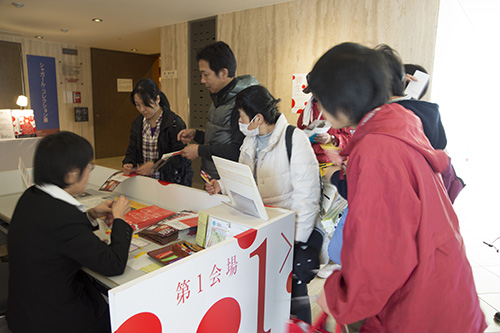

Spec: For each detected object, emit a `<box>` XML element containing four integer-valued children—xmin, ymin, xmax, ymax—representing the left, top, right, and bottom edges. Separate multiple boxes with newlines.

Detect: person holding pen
<box><xmin>205</xmin><ymin>85</ymin><xmax>322</xmax><ymax>323</ymax></box>
<box><xmin>7</xmin><ymin>131</ymin><xmax>133</xmax><ymax>333</ymax></box>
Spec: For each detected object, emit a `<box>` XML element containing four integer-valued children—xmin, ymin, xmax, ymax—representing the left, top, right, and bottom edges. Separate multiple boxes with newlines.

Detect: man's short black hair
<box><xmin>196</xmin><ymin>41</ymin><xmax>237</xmax><ymax>77</ymax></box>
<box><xmin>34</xmin><ymin>131</ymin><xmax>93</xmax><ymax>188</ymax></box>
<box><xmin>375</xmin><ymin>44</ymin><xmax>405</xmax><ymax>97</ymax></box>
<box><xmin>236</xmin><ymin>85</ymin><xmax>280</xmax><ymax>124</ymax></box>
<box><xmin>307</xmin><ymin>42</ymin><xmax>390</xmax><ymax>125</ymax></box>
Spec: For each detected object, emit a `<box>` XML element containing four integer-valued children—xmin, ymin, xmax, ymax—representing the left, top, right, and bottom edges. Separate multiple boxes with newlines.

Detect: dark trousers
<box><xmin>291</xmin><ymin>277</ymin><xmax>311</xmax><ymax>323</ymax></box>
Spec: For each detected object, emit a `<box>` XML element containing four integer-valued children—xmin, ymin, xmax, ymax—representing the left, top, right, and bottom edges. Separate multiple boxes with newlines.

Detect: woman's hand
<box><xmin>177</xmin><ymin>128</ymin><xmax>196</xmax><ymax>144</ymax></box>
<box><xmin>122</xmin><ymin>163</ymin><xmax>136</xmax><ymax>175</ymax></box>
<box><xmin>111</xmin><ymin>195</ymin><xmax>131</xmax><ymax>221</ymax></box>
<box><xmin>91</xmin><ymin>199</ymin><xmax>113</xmax><ymax>219</ymax></box>
<box><xmin>405</xmin><ymin>73</ymin><xmax>418</xmax><ymax>85</ymax></box>
<box><xmin>204</xmin><ymin>179</ymin><xmax>221</xmax><ymax>195</ymax></box>
<box><xmin>136</xmin><ymin>161</ymin><xmax>155</xmax><ymax>176</ymax></box>
<box><xmin>315</xmin><ymin>133</ymin><xmax>332</xmax><ymax>144</ymax></box>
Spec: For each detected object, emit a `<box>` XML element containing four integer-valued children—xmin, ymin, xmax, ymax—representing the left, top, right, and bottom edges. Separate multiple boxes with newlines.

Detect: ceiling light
<box><xmin>35</xmin><ymin>35</ymin><xmax>43</xmax><ymax>39</ymax></box>
<box><xmin>92</xmin><ymin>18</ymin><xmax>103</xmax><ymax>23</ymax></box>
<box><xmin>60</xmin><ymin>28</ymin><xmax>69</xmax><ymax>33</ymax></box>
<box><xmin>12</xmin><ymin>2</ymin><xmax>24</xmax><ymax>8</ymax></box>
<box><xmin>131</xmin><ymin>48</ymin><xmax>138</xmax><ymax>52</ymax></box>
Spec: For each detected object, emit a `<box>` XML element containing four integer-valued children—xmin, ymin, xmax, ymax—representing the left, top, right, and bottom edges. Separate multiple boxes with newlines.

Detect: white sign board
<box><xmin>213</xmin><ymin>156</ymin><xmax>268</xmax><ymax>220</ymax></box>
<box><xmin>108</xmin><ymin>208</ymin><xmax>295</xmax><ymax>333</ymax></box>
<box><xmin>117</xmin><ymin>78</ymin><xmax>134</xmax><ymax>92</ymax></box>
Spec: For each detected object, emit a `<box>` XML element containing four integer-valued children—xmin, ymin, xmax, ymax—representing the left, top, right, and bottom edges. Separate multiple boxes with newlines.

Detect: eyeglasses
<box><xmin>88</xmin><ymin>163</ymin><xmax>95</xmax><ymax>171</ymax></box>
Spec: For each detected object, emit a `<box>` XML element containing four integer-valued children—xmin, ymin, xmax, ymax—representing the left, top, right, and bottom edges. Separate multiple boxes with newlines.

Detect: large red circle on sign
<box><xmin>197</xmin><ymin>297</ymin><xmax>241</xmax><ymax>333</ymax></box>
<box><xmin>115</xmin><ymin>312</ymin><xmax>161</xmax><ymax>333</ymax></box>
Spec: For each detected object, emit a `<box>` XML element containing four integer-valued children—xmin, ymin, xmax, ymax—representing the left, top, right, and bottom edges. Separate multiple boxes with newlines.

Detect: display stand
<box><xmin>109</xmin><ymin>204</ymin><xmax>295</xmax><ymax>333</ymax></box>
<box><xmin>88</xmin><ymin>168</ymin><xmax>296</xmax><ymax>333</ymax></box>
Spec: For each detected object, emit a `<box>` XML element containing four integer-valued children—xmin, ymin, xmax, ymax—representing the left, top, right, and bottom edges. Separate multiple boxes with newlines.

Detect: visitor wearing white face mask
<box><xmin>205</xmin><ymin>85</ymin><xmax>322</xmax><ymax>323</ymax></box>
<box><xmin>238</xmin><ymin>115</ymin><xmax>260</xmax><ymax>137</ymax></box>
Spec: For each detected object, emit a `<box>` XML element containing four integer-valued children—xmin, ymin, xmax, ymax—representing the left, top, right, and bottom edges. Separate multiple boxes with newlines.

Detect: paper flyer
<box><xmin>99</xmin><ymin>171</ymin><xmax>137</xmax><ymax>192</ymax></box>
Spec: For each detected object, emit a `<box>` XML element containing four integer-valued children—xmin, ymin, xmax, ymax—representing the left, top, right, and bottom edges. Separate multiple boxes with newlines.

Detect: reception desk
<box><xmin>0</xmin><ymin>165</ymin><xmax>296</xmax><ymax>332</ymax></box>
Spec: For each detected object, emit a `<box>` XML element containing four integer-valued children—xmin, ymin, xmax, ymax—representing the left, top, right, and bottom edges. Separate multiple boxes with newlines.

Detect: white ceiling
<box><xmin>0</xmin><ymin>0</ymin><xmax>291</xmax><ymax>54</ymax></box>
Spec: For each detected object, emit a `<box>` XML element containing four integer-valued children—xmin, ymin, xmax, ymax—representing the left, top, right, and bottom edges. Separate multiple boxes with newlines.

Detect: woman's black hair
<box><xmin>196</xmin><ymin>41</ymin><xmax>237</xmax><ymax>77</ymax></box>
<box><xmin>34</xmin><ymin>131</ymin><xmax>93</xmax><ymax>188</ymax></box>
<box><xmin>130</xmin><ymin>78</ymin><xmax>171</xmax><ymax>111</ymax></box>
<box><xmin>307</xmin><ymin>42</ymin><xmax>390</xmax><ymax>125</ymax></box>
<box><xmin>374</xmin><ymin>44</ymin><xmax>405</xmax><ymax>97</ymax></box>
<box><xmin>235</xmin><ymin>85</ymin><xmax>281</xmax><ymax>124</ymax></box>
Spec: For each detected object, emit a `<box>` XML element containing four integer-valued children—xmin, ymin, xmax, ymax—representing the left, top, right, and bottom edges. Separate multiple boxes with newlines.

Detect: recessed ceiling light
<box><xmin>60</xmin><ymin>28</ymin><xmax>69</xmax><ymax>33</ymax></box>
<box><xmin>92</xmin><ymin>18</ymin><xmax>103</xmax><ymax>23</ymax></box>
<box><xmin>35</xmin><ymin>35</ymin><xmax>43</xmax><ymax>39</ymax></box>
<box><xmin>131</xmin><ymin>48</ymin><xmax>138</xmax><ymax>52</ymax></box>
<box><xmin>12</xmin><ymin>2</ymin><xmax>24</xmax><ymax>8</ymax></box>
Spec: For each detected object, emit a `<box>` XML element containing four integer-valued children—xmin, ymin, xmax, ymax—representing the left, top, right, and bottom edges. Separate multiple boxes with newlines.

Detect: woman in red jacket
<box><xmin>308</xmin><ymin>43</ymin><xmax>485</xmax><ymax>332</ymax></box>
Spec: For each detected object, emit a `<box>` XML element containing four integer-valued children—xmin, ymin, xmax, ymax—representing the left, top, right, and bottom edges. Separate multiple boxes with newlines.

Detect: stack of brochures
<box><xmin>124</xmin><ymin>205</ymin><xmax>175</xmax><ymax>231</ymax></box>
<box><xmin>138</xmin><ymin>210</ymin><xmax>199</xmax><ymax>245</ymax></box>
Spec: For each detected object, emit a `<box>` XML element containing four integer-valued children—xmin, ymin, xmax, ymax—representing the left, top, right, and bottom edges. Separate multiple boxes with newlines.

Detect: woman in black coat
<box><xmin>7</xmin><ymin>131</ymin><xmax>133</xmax><ymax>333</ymax></box>
<box><xmin>122</xmin><ymin>79</ymin><xmax>193</xmax><ymax>186</ymax></box>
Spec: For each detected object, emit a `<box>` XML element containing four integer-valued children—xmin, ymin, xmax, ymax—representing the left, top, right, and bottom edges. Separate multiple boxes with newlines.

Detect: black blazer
<box><xmin>7</xmin><ymin>187</ymin><xmax>133</xmax><ymax>333</ymax></box>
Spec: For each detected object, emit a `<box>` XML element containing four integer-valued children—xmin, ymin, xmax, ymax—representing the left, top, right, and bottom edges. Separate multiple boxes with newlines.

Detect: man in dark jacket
<box><xmin>178</xmin><ymin>41</ymin><xmax>259</xmax><ymax>178</ymax></box>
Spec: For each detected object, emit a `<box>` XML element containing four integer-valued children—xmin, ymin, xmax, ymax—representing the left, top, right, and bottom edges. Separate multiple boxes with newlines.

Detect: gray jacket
<box><xmin>196</xmin><ymin>74</ymin><xmax>259</xmax><ymax>178</ymax></box>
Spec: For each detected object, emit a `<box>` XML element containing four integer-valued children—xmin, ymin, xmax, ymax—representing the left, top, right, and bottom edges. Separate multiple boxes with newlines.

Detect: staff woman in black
<box><xmin>8</xmin><ymin>131</ymin><xmax>133</xmax><ymax>333</ymax></box>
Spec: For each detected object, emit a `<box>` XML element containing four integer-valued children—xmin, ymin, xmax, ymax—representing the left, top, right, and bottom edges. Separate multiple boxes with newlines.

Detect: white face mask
<box><xmin>239</xmin><ymin>115</ymin><xmax>260</xmax><ymax>137</ymax></box>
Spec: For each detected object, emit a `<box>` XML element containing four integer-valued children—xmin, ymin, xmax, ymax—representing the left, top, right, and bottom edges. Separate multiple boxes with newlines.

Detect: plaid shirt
<box><xmin>142</xmin><ymin>112</ymin><xmax>163</xmax><ymax>179</ymax></box>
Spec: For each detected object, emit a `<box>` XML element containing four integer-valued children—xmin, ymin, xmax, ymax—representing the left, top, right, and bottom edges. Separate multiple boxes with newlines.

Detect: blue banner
<box><xmin>26</xmin><ymin>55</ymin><xmax>60</xmax><ymax>134</ymax></box>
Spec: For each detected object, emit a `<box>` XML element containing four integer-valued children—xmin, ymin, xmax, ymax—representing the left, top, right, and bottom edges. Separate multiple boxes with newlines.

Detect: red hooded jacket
<box><xmin>323</xmin><ymin>103</ymin><xmax>485</xmax><ymax>332</ymax></box>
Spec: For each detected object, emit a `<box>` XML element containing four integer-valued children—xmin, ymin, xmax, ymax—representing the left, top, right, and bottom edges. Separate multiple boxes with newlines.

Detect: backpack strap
<box><xmin>285</xmin><ymin>125</ymin><xmax>296</xmax><ymax>163</ymax></box>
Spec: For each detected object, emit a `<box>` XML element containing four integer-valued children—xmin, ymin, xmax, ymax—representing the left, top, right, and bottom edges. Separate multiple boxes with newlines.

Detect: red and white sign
<box><xmin>11</xmin><ymin>109</ymin><xmax>37</xmax><ymax>138</ymax></box>
<box><xmin>109</xmin><ymin>207</ymin><xmax>295</xmax><ymax>333</ymax></box>
<box><xmin>291</xmin><ymin>73</ymin><xmax>310</xmax><ymax>114</ymax></box>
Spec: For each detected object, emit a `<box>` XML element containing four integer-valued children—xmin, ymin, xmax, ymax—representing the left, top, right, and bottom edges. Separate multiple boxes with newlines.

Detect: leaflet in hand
<box><xmin>405</xmin><ymin>70</ymin><xmax>430</xmax><ymax>99</ymax></box>
<box><xmin>99</xmin><ymin>171</ymin><xmax>136</xmax><ymax>192</ymax></box>
<box><xmin>152</xmin><ymin>151</ymin><xmax>183</xmax><ymax>171</ymax></box>
<box><xmin>302</xmin><ymin>119</ymin><xmax>331</xmax><ymax>137</ymax></box>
